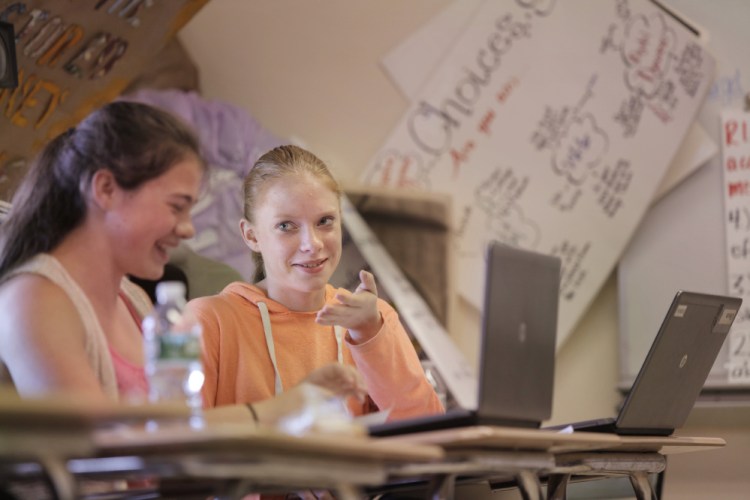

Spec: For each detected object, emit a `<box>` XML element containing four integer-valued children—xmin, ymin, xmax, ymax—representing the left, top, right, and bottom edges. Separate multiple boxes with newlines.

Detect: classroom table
<box><xmin>0</xmin><ymin>395</ymin><xmax>726</xmax><ymax>500</ymax></box>
<box><xmin>85</xmin><ymin>422</ymin><xmax>445</xmax><ymax>499</ymax></box>
<box><xmin>380</xmin><ymin>425</ymin><xmax>726</xmax><ymax>500</ymax></box>
<box><xmin>0</xmin><ymin>393</ymin><xmax>189</xmax><ymax>499</ymax></box>
<box><xmin>0</xmin><ymin>394</ymin><xmax>445</xmax><ymax>499</ymax></box>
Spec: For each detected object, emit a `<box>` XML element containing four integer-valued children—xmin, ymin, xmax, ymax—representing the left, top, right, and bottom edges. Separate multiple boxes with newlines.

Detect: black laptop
<box><xmin>548</xmin><ymin>291</ymin><xmax>741</xmax><ymax>436</ymax></box>
<box><xmin>369</xmin><ymin>241</ymin><xmax>562</xmax><ymax>437</ymax></box>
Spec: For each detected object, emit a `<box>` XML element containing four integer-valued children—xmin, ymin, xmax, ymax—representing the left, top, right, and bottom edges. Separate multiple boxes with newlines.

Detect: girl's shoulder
<box><xmin>0</xmin><ymin>260</ymin><xmax>78</xmax><ymax>313</ymax></box>
<box><xmin>187</xmin><ymin>281</ymin><xmax>264</xmax><ymax>316</ymax></box>
<box><xmin>120</xmin><ymin>277</ymin><xmax>153</xmax><ymax>319</ymax></box>
<box><xmin>0</xmin><ymin>270</ymin><xmax>87</xmax><ymax>352</ymax></box>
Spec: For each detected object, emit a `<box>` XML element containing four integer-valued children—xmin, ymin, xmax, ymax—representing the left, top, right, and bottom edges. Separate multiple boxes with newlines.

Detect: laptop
<box><xmin>549</xmin><ymin>291</ymin><xmax>741</xmax><ymax>436</ymax></box>
<box><xmin>369</xmin><ymin>241</ymin><xmax>562</xmax><ymax>437</ymax></box>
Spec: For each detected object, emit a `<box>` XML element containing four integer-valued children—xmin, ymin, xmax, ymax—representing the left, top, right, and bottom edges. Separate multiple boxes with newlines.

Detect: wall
<box><xmin>178</xmin><ymin>0</ymin><xmax>450</xmax><ymax>187</ymax></box>
<box><xmin>178</xmin><ymin>1</ymin><xmax>747</xmax><ymax>498</ymax></box>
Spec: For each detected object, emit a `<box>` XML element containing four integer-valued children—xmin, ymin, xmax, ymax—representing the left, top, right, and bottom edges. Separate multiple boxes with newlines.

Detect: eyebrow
<box><xmin>272</xmin><ymin>208</ymin><xmax>338</xmax><ymax>219</ymax></box>
<box><xmin>170</xmin><ymin>193</ymin><xmax>197</xmax><ymax>206</ymax></box>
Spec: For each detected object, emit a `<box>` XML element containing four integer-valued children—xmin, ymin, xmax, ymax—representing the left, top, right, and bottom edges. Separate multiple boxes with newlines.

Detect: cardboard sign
<box><xmin>0</xmin><ymin>0</ymin><xmax>208</xmax><ymax>201</ymax></box>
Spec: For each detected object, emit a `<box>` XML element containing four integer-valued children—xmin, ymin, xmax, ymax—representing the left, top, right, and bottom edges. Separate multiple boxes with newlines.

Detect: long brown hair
<box><xmin>0</xmin><ymin>101</ymin><xmax>204</xmax><ymax>278</ymax></box>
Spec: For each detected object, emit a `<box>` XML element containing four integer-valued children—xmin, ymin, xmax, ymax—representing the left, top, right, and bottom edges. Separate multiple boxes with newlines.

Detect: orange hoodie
<box><xmin>188</xmin><ymin>282</ymin><xmax>444</xmax><ymax>421</ymax></box>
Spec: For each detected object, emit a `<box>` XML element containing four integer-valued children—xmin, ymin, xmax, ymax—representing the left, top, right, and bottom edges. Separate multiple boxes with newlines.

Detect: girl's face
<box><xmin>106</xmin><ymin>156</ymin><xmax>203</xmax><ymax>280</ymax></box>
<box><xmin>242</xmin><ymin>172</ymin><xmax>342</xmax><ymax>311</ymax></box>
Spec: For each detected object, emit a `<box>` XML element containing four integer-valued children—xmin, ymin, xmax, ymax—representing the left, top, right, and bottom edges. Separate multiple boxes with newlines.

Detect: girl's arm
<box><xmin>0</xmin><ymin>275</ymin><xmax>108</xmax><ymax>401</ymax></box>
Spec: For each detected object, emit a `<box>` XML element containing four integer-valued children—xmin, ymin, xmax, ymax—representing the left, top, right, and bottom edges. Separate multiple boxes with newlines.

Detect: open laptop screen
<box><xmin>615</xmin><ymin>291</ymin><xmax>741</xmax><ymax>434</ymax></box>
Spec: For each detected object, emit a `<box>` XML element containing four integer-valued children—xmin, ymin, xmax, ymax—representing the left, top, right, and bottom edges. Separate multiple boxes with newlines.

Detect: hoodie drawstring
<box><xmin>257</xmin><ymin>301</ymin><xmax>345</xmax><ymax>395</ymax></box>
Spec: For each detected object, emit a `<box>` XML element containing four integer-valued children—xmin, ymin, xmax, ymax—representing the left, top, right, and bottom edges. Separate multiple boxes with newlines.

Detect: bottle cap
<box><xmin>155</xmin><ymin>281</ymin><xmax>187</xmax><ymax>304</ymax></box>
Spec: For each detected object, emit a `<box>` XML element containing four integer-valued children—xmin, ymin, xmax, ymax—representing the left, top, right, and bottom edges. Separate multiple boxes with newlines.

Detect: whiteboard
<box><xmin>618</xmin><ymin>0</ymin><xmax>750</xmax><ymax>390</ymax></box>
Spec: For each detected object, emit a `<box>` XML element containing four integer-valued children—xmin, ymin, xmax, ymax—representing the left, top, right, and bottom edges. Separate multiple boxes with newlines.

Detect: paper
<box><xmin>653</xmin><ymin>122</ymin><xmax>716</xmax><ymax>202</ymax></box>
<box><xmin>353</xmin><ymin>408</ymin><xmax>392</xmax><ymax>427</ymax></box>
<box><xmin>381</xmin><ymin>0</ymin><xmax>484</xmax><ymax>100</ymax></box>
<box><xmin>381</xmin><ymin>1</ymin><xmax>716</xmax><ymax>208</ymax></box>
<box><xmin>363</xmin><ymin>0</ymin><xmax>715</xmax><ymax>346</ymax></box>
<box><xmin>720</xmin><ymin>109</ymin><xmax>750</xmax><ymax>384</ymax></box>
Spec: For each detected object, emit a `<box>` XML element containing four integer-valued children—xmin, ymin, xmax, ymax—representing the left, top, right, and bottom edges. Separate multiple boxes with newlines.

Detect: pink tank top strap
<box><xmin>109</xmin><ymin>291</ymin><xmax>148</xmax><ymax>401</ymax></box>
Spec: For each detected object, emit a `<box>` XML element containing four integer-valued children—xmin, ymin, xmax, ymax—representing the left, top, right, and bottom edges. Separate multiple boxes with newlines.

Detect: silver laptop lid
<box><xmin>478</xmin><ymin>242</ymin><xmax>561</xmax><ymax>425</ymax></box>
<box><xmin>616</xmin><ymin>291</ymin><xmax>741</xmax><ymax>433</ymax></box>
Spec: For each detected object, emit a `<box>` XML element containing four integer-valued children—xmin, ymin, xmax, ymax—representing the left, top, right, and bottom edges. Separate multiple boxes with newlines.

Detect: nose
<box><xmin>176</xmin><ymin>215</ymin><xmax>195</xmax><ymax>240</ymax></box>
<box><xmin>300</xmin><ymin>226</ymin><xmax>323</xmax><ymax>252</ymax></box>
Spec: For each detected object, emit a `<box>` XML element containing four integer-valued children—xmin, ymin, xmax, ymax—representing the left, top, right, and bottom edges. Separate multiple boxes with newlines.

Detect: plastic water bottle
<box><xmin>142</xmin><ymin>281</ymin><xmax>204</xmax><ymax>417</ymax></box>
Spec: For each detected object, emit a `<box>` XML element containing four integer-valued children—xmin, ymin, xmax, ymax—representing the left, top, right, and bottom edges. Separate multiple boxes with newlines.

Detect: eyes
<box><xmin>169</xmin><ymin>201</ymin><xmax>190</xmax><ymax>215</ymax></box>
<box><xmin>277</xmin><ymin>215</ymin><xmax>336</xmax><ymax>232</ymax></box>
<box><xmin>318</xmin><ymin>215</ymin><xmax>336</xmax><ymax>227</ymax></box>
<box><xmin>167</xmin><ymin>194</ymin><xmax>195</xmax><ymax>215</ymax></box>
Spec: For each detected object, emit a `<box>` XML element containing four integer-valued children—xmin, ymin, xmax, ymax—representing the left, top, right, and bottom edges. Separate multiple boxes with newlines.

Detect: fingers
<box><xmin>333</xmin><ymin>287</ymin><xmax>354</xmax><ymax>305</ymax></box>
<box><xmin>315</xmin><ymin>273</ymin><xmax>381</xmax><ymax>341</ymax></box>
<box><xmin>303</xmin><ymin>363</ymin><xmax>368</xmax><ymax>402</ymax></box>
<box><xmin>332</xmin><ymin>284</ymin><xmax>374</xmax><ymax>308</ymax></box>
<box><xmin>315</xmin><ymin>288</ymin><xmax>365</xmax><ymax>322</ymax></box>
<box><xmin>338</xmin><ymin>371</ymin><xmax>368</xmax><ymax>402</ymax></box>
<box><xmin>321</xmin><ymin>270</ymin><xmax>377</xmax><ymax>310</ymax></box>
<box><xmin>357</xmin><ymin>270</ymin><xmax>378</xmax><ymax>295</ymax></box>
<box><xmin>315</xmin><ymin>301</ymin><xmax>349</xmax><ymax>325</ymax></box>
<box><xmin>331</xmin><ymin>364</ymin><xmax>367</xmax><ymax>401</ymax></box>
<box><xmin>350</xmin><ymin>381</ymin><xmax>368</xmax><ymax>402</ymax></box>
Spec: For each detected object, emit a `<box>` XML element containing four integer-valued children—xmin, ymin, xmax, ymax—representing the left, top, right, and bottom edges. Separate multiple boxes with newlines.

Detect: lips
<box><xmin>293</xmin><ymin>258</ymin><xmax>327</xmax><ymax>271</ymax></box>
<box><xmin>155</xmin><ymin>241</ymin><xmax>178</xmax><ymax>262</ymax></box>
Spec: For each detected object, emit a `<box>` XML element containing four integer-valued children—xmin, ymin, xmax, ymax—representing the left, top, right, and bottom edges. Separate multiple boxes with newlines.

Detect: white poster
<box><xmin>362</xmin><ymin>0</ymin><xmax>715</xmax><ymax>346</ymax></box>
<box><xmin>720</xmin><ymin>109</ymin><xmax>750</xmax><ymax>384</ymax></box>
<box><xmin>381</xmin><ymin>0</ymin><xmax>715</xmax><ymax>208</ymax></box>
<box><xmin>380</xmin><ymin>0</ymin><xmax>484</xmax><ymax>100</ymax></box>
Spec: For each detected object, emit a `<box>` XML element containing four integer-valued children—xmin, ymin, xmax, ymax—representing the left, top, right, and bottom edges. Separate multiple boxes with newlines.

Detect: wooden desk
<box><xmin>378</xmin><ymin>426</ymin><xmax>726</xmax><ymax>500</ymax></box>
<box><xmin>0</xmin><ymin>395</ymin><xmax>445</xmax><ymax>499</ymax></box>
<box><xmin>0</xmin><ymin>394</ymin><xmax>188</xmax><ymax>499</ymax></box>
<box><xmin>86</xmin><ymin>423</ymin><xmax>444</xmax><ymax>499</ymax></box>
<box><xmin>380</xmin><ymin>426</ymin><xmax>618</xmax><ymax>499</ymax></box>
<box><xmin>547</xmin><ymin>434</ymin><xmax>727</xmax><ymax>500</ymax></box>
<box><xmin>0</xmin><ymin>396</ymin><xmax>726</xmax><ymax>500</ymax></box>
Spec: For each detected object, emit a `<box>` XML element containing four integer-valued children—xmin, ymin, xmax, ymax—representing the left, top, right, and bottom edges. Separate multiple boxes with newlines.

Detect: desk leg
<box><xmin>515</xmin><ymin>470</ymin><xmax>542</xmax><ymax>500</ymax></box>
<box><xmin>333</xmin><ymin>483</ymin><xmax>361</xmax><ymax>500</ymax></box>
<box><xmin>629</xmin><ymin>471</ymin><xmax>657</xmax><ymax>500</ymax></box>
<box><xmin>426</xmin><ymin>473</ymin><xmax>456</xmax><ymax>500</ymax></box>
<box><xmin>546</xmin><ymin>473</ymin><xmax>570</xmax><ymax>500</ymax></box>
<box><xmin>38</xmin><ymin>456</ymin><xmax>77</xmax><ymax>500</ymax></box>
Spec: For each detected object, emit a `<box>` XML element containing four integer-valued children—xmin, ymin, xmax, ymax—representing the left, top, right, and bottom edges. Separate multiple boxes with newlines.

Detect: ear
<box><xmin>89</xmin><ymin>169</ymin><xmax>118</xmax><ymax>210</ymax></box>
<box><xmin>239</xmin><ymin>218</ymin><xmax>261</xmax><ymax>252</ymax></box>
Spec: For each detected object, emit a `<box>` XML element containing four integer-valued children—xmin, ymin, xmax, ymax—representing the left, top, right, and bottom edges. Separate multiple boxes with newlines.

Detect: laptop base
<box><xmin>545</xmin><ymin>418</ymin><xmax>673</xmax><ymax>436</ymax></box>
<box><xmin>544</xmin><ymin>418</ymin><xmax>618</xmax><ymax>433</ymax></box>
<box><xmin>369</xmin><ymin>409</ymin><xmax>540</xmax><ymax>437</ymax></box>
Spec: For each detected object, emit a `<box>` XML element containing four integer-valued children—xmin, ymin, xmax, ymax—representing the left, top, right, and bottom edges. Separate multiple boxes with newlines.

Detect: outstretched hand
<box><xmin>315</xmin><ymin>270</ymin><xmax>383</xmax><ymax>344</ymax></box>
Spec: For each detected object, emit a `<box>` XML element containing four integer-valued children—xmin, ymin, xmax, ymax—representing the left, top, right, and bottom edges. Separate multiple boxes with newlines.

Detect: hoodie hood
<box><xmin>222</xmin><ymin>281</ymin><xmax>336</xmax><ymax>314</ymax></box>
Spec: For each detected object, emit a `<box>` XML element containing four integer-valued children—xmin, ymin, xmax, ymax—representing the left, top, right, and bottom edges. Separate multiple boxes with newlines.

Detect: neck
<box><xmin>51</xmin><ymin>224</ymin><xmax>124</xmax><ymax>310</ymax></box>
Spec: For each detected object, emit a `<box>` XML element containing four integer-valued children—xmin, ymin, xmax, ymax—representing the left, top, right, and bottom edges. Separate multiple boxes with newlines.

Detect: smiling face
<box><xmin>105</xmin><ymin>155</ymin><xmax>203</xmax><ymax>280</ymax></box>
<box><xmin>242</xmin><ymin>172</ymin><xmax>342</xmax><ymax>311</ymax></box>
